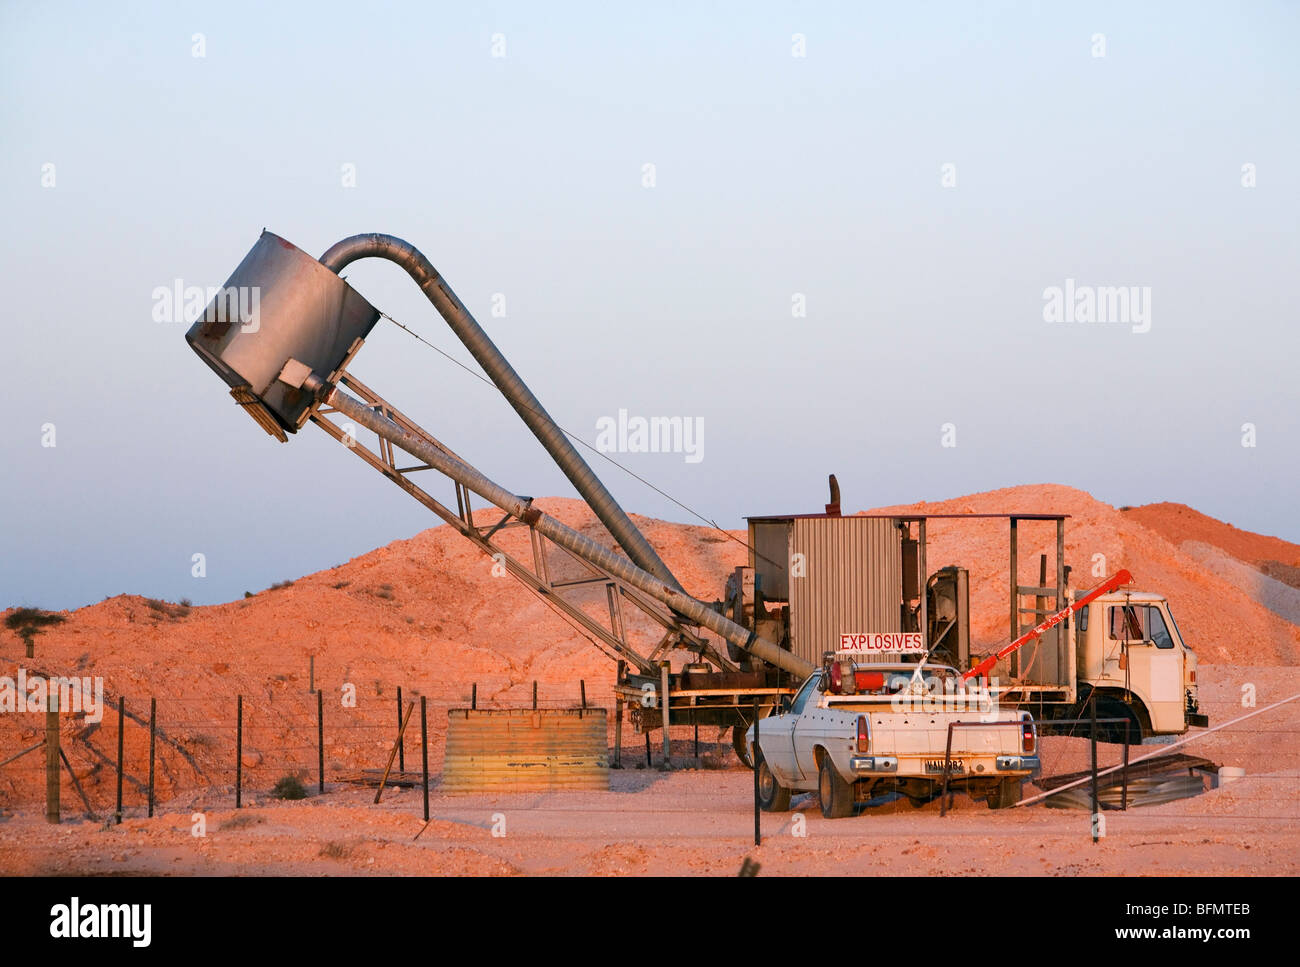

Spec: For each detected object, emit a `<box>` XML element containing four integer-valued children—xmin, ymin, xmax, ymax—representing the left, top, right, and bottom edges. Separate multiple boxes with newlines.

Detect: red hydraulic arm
<box><xmin>961</xmin><ymin>569</ymin><xmax>1133</xmax><ymax>682</ymax></box>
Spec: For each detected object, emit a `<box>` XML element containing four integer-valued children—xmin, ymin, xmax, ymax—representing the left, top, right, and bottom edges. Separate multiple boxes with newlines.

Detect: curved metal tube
<box><xmin>320</xmin><ymin>233</ymin><xmax>683</xmax><ymax>592</ymax></box>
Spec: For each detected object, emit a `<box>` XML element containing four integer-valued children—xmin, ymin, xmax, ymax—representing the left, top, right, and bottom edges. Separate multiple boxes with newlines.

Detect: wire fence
<box><xmin>0</xmin><ymin>673</ymin><xmax>748</xmax><ymax>820</ymax></box>
<box><xmin>2</xmin><ymin>674</ymin><xmax>1297</xmax><ymax>824</ymax></box>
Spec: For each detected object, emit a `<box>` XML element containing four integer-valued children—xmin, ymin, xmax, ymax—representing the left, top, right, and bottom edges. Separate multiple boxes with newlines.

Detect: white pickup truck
<box><xmin>745</xmin><ymin>661</ymin><xmax>1040</xmax><ymax>817</ymax></box>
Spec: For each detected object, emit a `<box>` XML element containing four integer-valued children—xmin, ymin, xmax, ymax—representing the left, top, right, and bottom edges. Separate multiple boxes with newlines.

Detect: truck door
<box><xmin>1109</xmin><ymin>603</ymin><xmax>1183</xmax><ymax>730</ymax></box>
<box><xmin>761</xmin><ymin>673</ymin><xmax>819</xmax><ymax>780</ymax></box>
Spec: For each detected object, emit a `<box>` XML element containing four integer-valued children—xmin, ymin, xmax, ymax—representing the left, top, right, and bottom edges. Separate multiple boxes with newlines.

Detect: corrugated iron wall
<box><xmin>790</xmin><ymin>517</ymin><xmax>903</xmax><ymax>666</ymax></box>
<box><xmin>443</xmin><ymin>708</ymin><xmax>609</xmax><ymax>794</ymax></box>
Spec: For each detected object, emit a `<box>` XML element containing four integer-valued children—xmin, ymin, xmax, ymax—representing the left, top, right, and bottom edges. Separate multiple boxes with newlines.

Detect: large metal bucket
<box><xmin>185</xmin><ymin>231</ymin><xmax>379</xmax><ymax>439</ymax></box>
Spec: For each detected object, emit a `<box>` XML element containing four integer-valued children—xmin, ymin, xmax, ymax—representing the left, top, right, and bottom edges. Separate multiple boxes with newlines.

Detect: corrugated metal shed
<box><xmin>789</xmin><ymin>516</ymin><xmax>903</xmax><ymax>666</ymax></box>
<box><xmin>443</xmin><ymin>708</ymin><xmax>608</xmax><ymax>794</ymax></box>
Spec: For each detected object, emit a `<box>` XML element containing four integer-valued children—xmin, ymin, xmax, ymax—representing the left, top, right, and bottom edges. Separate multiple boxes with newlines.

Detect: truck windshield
<box><xmin>1109</xmin><ymin>603</ymin><xmax>1174</xmax><ymax>648</ymax></box>
<box><xmin>1165</xmin><ymin>605</ymin><xmax>1189</xmax><ymax>651</ymax></box>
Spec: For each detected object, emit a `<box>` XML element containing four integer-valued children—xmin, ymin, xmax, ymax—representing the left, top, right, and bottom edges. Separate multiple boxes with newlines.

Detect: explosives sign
<box><xmin>838</xmin><ymin>632</ymin><xmax>925</xmax><ymax>655</ymax></box>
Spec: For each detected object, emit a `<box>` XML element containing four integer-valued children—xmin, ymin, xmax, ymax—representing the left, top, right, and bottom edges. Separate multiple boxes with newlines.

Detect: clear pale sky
<box><xmin>2</xmin><ymin>1</ymin><xmax>1297</xmax><ymax>611</ymax></box>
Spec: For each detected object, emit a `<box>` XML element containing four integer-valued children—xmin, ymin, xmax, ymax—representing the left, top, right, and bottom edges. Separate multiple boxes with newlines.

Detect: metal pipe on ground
<box><xmin>317</xmin><ymin>233</ymin><xmax>683</xmax><ymax>593</ymax></box>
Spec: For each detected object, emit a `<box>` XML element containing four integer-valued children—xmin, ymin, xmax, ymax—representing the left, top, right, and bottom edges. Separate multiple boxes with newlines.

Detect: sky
<box><xmin>2</xmin><ymin>1</ymin><xmax>1297</xmax><ymax>611</ymax></box>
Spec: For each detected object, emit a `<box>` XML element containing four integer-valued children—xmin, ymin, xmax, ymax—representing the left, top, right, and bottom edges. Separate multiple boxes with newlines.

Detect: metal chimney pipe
<box><xmin>304</xmin><ymin>373</ymin><xmax>815</xmax><ymax>680</ymax></box>
<box><xmin>318</xmin><ymin>233</ymin><xmax>683</xmax><ymax>592</ymax></box>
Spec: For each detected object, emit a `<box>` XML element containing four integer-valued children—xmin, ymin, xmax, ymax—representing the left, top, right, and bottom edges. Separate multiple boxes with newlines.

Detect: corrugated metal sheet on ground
<box><xmin>443</xmin><ymin>708</ymin><xmax>609</xmax><ymax>793</ymax></box>
<box><xmin>1044</xmin><ymin>773</ymin><xmax>1207</xmax><ymax>809</ymax></box>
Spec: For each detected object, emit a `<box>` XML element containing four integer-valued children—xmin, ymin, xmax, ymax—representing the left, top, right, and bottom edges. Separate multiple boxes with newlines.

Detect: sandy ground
<box><xmin>3</xmin><ymin>774</ymin><xmax>1296</xmax><ymax>877</ymax></box>
<box><xmin>2</xmin><ymin>485</ymin><xmax>1298</xmax><ymax>875</ymax></box>
<box><xmin>1</xmin><ymin>662</ymin><xmax>1295</xmax><ymax>876</ymax></box>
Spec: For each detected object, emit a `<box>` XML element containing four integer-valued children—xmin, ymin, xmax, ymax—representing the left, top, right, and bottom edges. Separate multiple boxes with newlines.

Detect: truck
<box><xmin>1036</xmin><ymin>588</ymin><xmax>1206</xmax><ymax>740</ymax></box>
<box><xmin>746</xmin><ymin>660</ymin><xmax>1039</xmax><ymax>817</ymax></box>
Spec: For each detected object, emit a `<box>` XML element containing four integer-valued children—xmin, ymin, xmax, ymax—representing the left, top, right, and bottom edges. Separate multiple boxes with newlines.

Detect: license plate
<box><xmin>925</xmin><ymin>758</ymin><xmax>963</xmax><ymax>773</ymax></box>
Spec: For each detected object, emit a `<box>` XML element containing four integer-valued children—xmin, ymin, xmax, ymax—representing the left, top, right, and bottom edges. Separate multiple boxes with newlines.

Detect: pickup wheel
<box><xmin>987</xmin><ymin>777</ymin><xmax>1023</xmax><ymax>810</ymax></box>
<box><xmin>819</xmin><ymin>756</ymin><xmax>855</xmax><ymax>819</ymax></box>
<box><xmin>756</xmin><ymin>751</ymin><xmax>792</xmax><ymax>812</ymax></box>
<box><xmin>732</xmin><ymin>726</ymin><xmax>754</xmax><ymax>769</ymax></box>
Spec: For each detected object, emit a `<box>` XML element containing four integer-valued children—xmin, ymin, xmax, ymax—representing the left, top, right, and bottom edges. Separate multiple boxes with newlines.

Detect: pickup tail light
<box><xmin>1022</xmin><ymin>717</ymin><xmax>1036</xmax><ymax>754</ymax></box>
<box><xmin>856</xmin><ymin>715</ymin><xmax>869</xmax><ymax>754</ymax></box>
<box><xmin>1190</xmin><ymin>669</ymin><xmax>1196</xmax><ymax>684</ymax></box>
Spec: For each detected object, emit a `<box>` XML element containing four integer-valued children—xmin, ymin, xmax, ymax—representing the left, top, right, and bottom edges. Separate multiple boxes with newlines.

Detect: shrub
<box><xmin>144</xmin><ymin>598</ymin><xmax>189</xmax><ymax>620</ymax></box>
<box><xmin>220</xmin><ymin>813</ymin><xmax>264</xmax><ymax>831</ymax></box>
<box><xmin>271</xmin><ymin>774</ymin><xmax>307</xmax><ymax>800</ymax></box>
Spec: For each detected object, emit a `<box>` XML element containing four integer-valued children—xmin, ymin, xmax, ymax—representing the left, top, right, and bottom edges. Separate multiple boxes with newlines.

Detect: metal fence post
<box><xmin>115</xmin><ymin>696</ymin><xmax>125</xmax><ymax>824</ymax></box>
<box><xmin>1090</xmin><ymin>693</ymin><xmax>1099</xmax><ymax>842</ymax></box>
<box><xmin>45</xmin><ymin>694</ymin><xmax>59</xmax><ymax>824</ymax></box>
<box><xmin>1121</xmin><ymin>720</ymin><xmax>1130</xmax><ymax>811</ymax></box>
<box><xmin>613</xmin><ymin>661</ymin><xmax>625</xmax><ymax>769</ymax></box>
<box><xmin>317</xmin><ymin>688</ymin><xmax>325</xmax><ymax>794</ymax></box>
<box><xmin>148</xmin><ymin>698</ymin><xmax>156</xmax><ymax>818</ymax></box>
<box><xmin>752</xmin><ymin>697</ymin><xmax>761</xmax><ymax>846</ymax></box>
<box><xmin>397</xmin><ymin>686</ymin><xmax>405</xmax><ymax>773</ymax></box>
<box><xmin>421</xmin><ymin>696</ymin><xmax>430</xmax><ymax>822</ymax></box>
<box><xmin>236</xmin><ymin>694</ymin><xmax>243</xmax><ymax>809</ymax></box>
<box><xmin>661</xmin><ymin>664</ymin><xmax>671</xmax><ymax>766</ymax></box>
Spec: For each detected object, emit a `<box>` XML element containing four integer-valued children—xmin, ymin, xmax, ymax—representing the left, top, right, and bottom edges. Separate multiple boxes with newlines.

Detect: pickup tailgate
<box><xmin>866</xmin><ymin>710</ymin><xmax>1025</xmax><ymax>759</ymax></box>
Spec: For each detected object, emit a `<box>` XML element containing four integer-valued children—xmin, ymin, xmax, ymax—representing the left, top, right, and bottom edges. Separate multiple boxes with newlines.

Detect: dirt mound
<box><xmin>869</xmin><ymin>484</ymin><xmax>1300</xmax><ymax>664</ymax></box>
<box><xmin>1125</xmin><ymin>502</ymin><xmax>1300</xmax><ymax>590</ymax></box>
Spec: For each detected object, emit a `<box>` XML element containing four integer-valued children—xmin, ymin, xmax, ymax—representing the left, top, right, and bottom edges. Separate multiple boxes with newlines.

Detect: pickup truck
<box><xmin>745</xmin><ymin>661</ymin><xmax>1040</xmax><ymax>817</ymax></box>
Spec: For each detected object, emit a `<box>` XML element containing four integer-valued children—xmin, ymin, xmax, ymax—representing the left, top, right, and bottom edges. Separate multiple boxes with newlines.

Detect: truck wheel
<box><xmin>1095</xmin><ymin>699</ymin><xmax>1142</xmax><ymax>745</ymax></box>
<box><xmin>819</xmin><ymin>757</ymin><xmax>855</xmax><ymax>819</ymax></box>
<box><xmin>756</xmin><ymin>751</ymin><xmax>792</xmax><ymax>812</ymax></box>
<box><xmin>988</xmin><ymin>778</ymin><xmax>1023</xmax><ymax>810</ymax></box>
<box><xmin>732</xmin><ymin>726</ymin><xmax>753</xmax><ymax>769</ymax></box>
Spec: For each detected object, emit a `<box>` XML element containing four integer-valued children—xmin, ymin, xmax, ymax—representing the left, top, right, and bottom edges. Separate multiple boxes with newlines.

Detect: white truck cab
<box><xmin>1073</xmin><ymin>592</ymin><xmax>1206</xmax><ymax>737</ymax></box>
